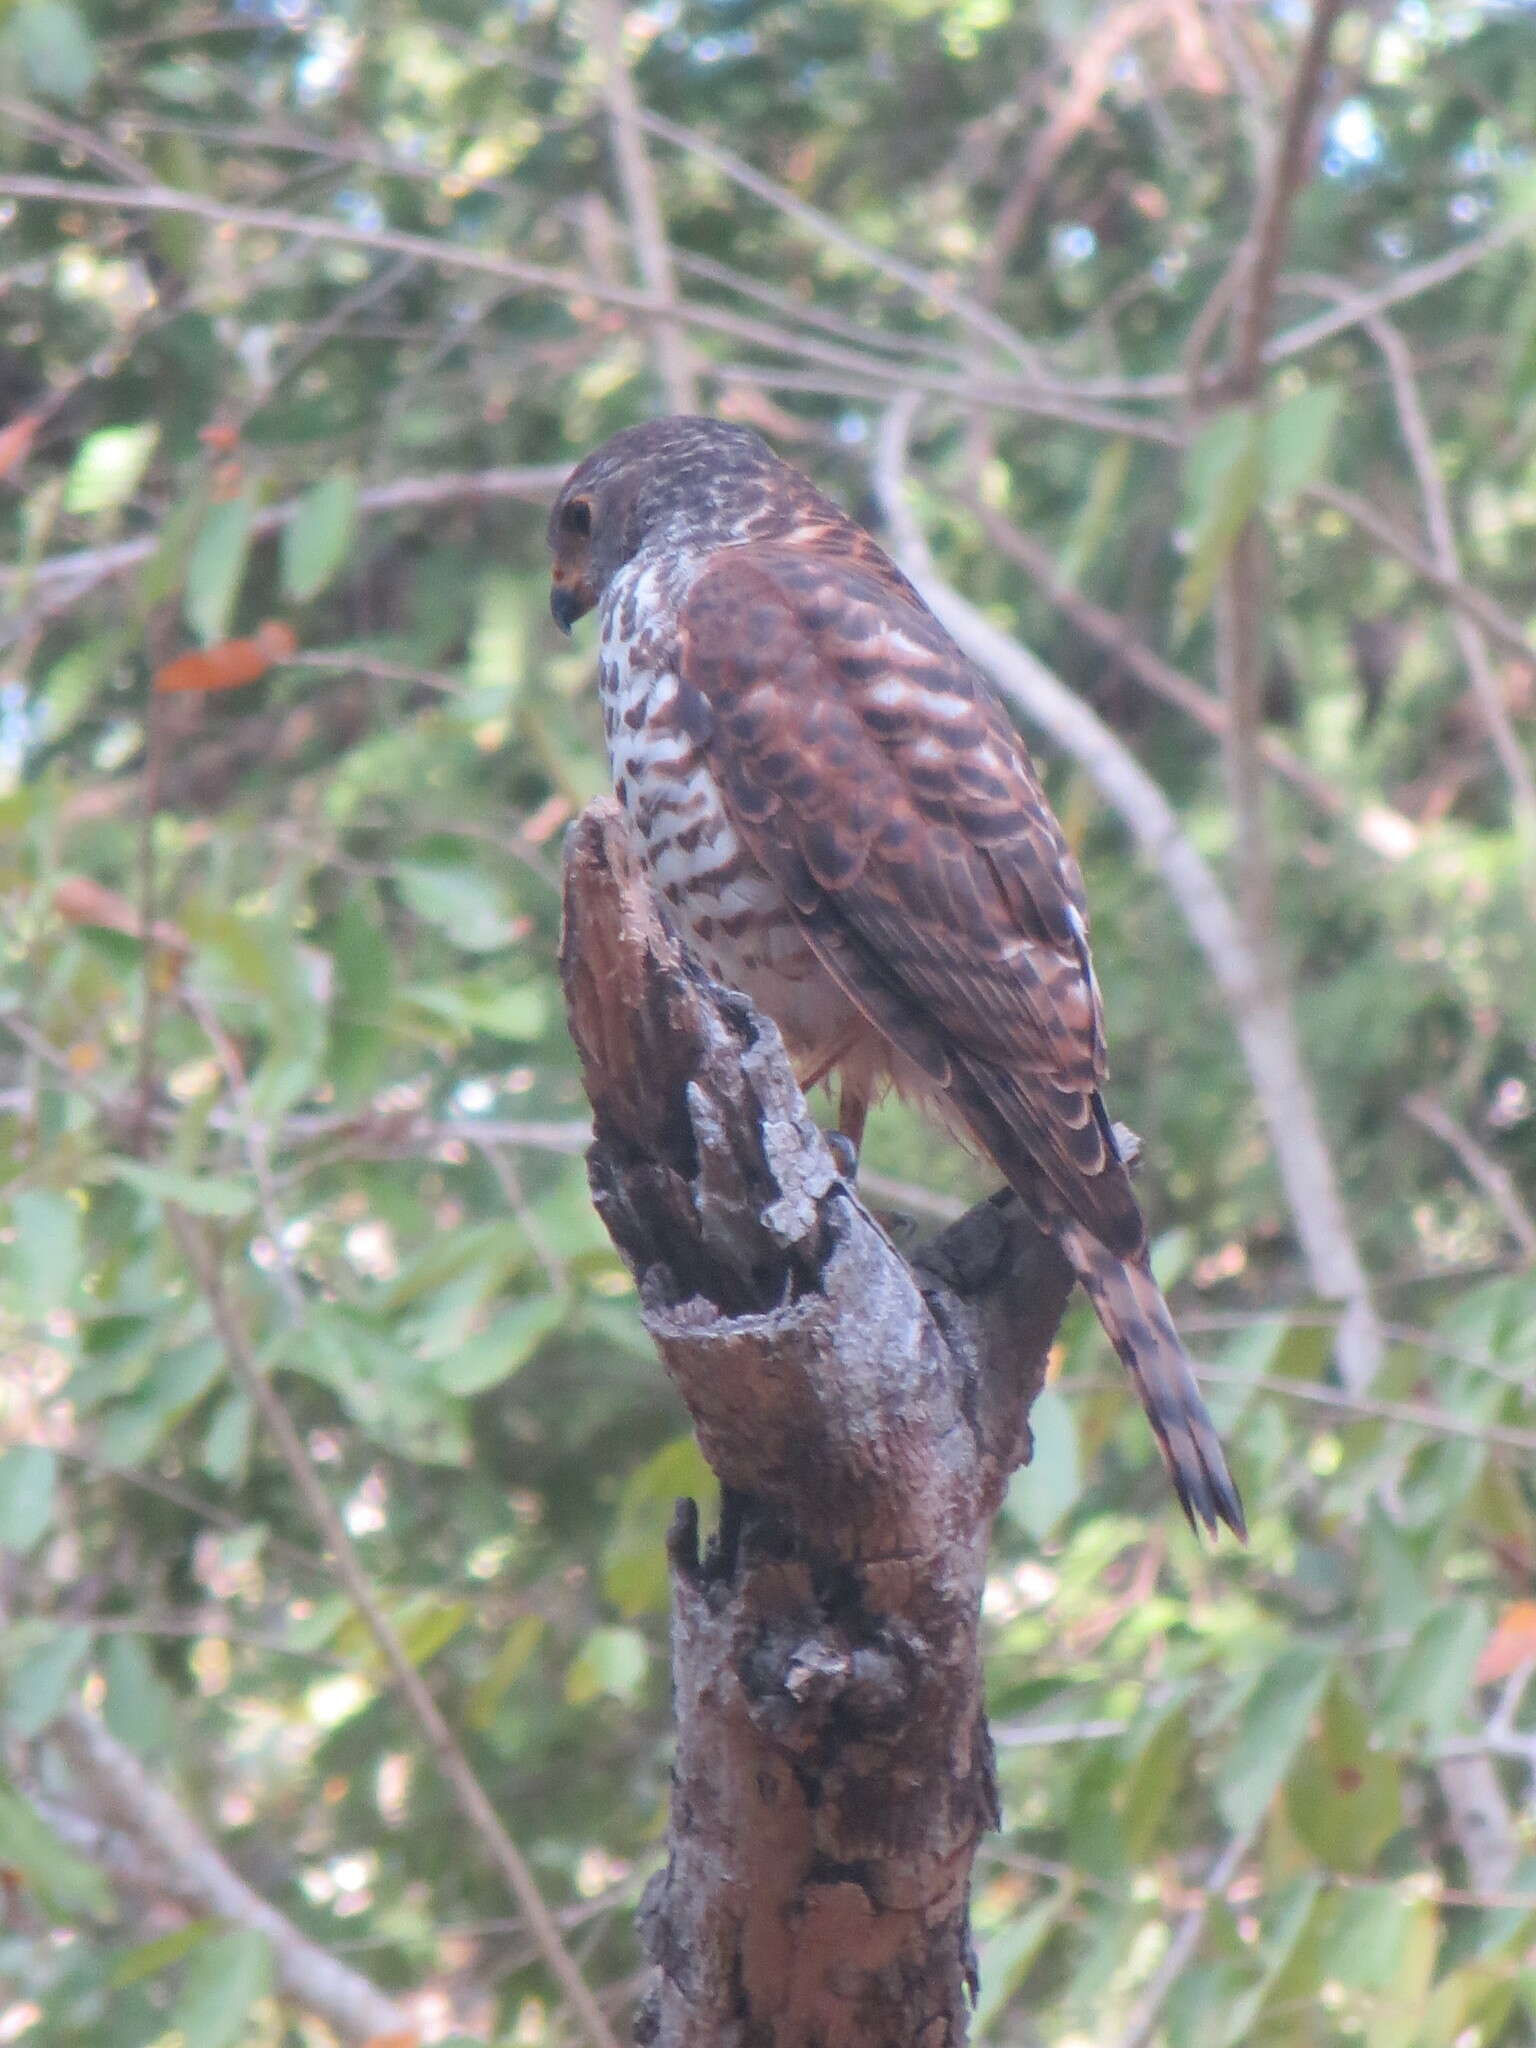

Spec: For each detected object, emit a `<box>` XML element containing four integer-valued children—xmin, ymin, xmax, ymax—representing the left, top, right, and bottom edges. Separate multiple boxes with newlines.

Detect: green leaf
<box><xmin>392</xmin><ymin>1596</ymin><xmax>472</xmax><ymax>1670</ymax></box>
<box><xmin>1317</xmin><ymin>1884</ymin><xmax>1414</xmax><ymax>1992</ymax></box>
<box><xmin>972</xmin><ymin>1894</ymin><xmax>1065</xmax><ymax>2036</ymax></box>
<box><xmin>395</xmin><ymin>858</ymin><xmax>521</xmax><ymax>953</ymax></box>
<box><xmin>110</xmin><ymin>1918</ymin><xmax>222</xmax><ymax>1989</ymax></box>
<box><xmin>566</xmin><ymin>1625</ymin><xmax>649</xmax><ymax>1706</ymax></box>
<box><xmin>466</xmin><ymin>1615</ymin><xmax>546</xmax><ymax>1731</ymax></box>
<box><xmin>1118</xmin><ymin>1703</ymin><xmax>1192</xmax><ymax>1862</ymax></box>
<box><xmin>603</xmin><ymin>1434</ymin><xmax>718</xmax><ymax>1619</ymax></box>
<box><xmin>169</xmin><ymin>1928</ymin><xmax>273</xmax><ymax>2048</ymax></box>
<box><xmin>1004</xmin><ymin>1385</ymin><xmax>1079</xmax><ymax>1539</ymax></box>
<box><xmin>1216</xmin><ymin>1646</ymin><xmax>1331</xmax><ymax>1833</ymax></box>
<box><xmin>9</xmin><ymin>1189</ymin><xmax>82</xmax><ymax>1319</ymax></box>
<box><xmin>468</xmin><ymin>569</ymin><xmax>532</xmax><ymax>703</ymax></box>
<box><xmin>0</xmin><ymin>1446</ymin><xmax>56</xmax><ymax>1554</ymax></box>
<box><xmin>10</xmin><ymin>0</ymin><xmax>99</xmax><ymax>103</ymax></box>
<box><xmin>62</xmin><ymin>423</ymin><xmax>159</xmax><ymax>515</ymax></box>
<box><xmin>96</xmin><ymin>1341</ymin><xmax>223</xmax><ymax>1466</ymax></box>
<box><xmin>402</xmin><ymin>980</ymin><xmax>549</xmax><ymax>1041</ymax></box>
<box><xmin>1376</xmin><ymin>1601</ymin><xmax>1488</xmax><ymax>1743</ymax></box>
<box><xmin>1</xmin><ymin>1624</ymin><xmax>93</xmax><ymax>1737</ymax></box>
<box><xmin>325</xmin><ymin>890</ymin><xmax>394</xmax><ymax>1100</ymax></box>
<box><xmin>137</xmin><ymin>484</ymin><xmax>210</xmax><ymax>611</ymax></box>
<box><xmin>433</xmin><ymin>1296</ymin><xmax>567</xmax><ymax>1394</ymax></box>
<box><xmin>100</xmin><ymin>1634</ymin><xmax>177</xmax><ymax>1756</ymax></box>
<box><xmin>184</xmin><ymin>488</ymin><xmax>258</xmax><ymax>646</ymax></box>
<box><xmin>0</xmin><ymin>1782</ymin><xmax>113</xmax><ymax>1921</ymax></box>
<box><xmin>279</xmin><ymin>470</ymin><xmax>358</xmax><ymax>602</ymax></box>
<box><xmin>1263</xmin><ymin>382</ymin><xmax>1345</xmax><ymax>506</ymax></box>
<box><xmin>104</xmin><ymin>1159</ymin><xmax>255</xmax><ymax>1219</ymax></box>
<box><xmin>1286</xmin><ymin>1679</ymin><xmax>1402</xmax><ymax>1871</ymax></box>
<box><xmin>1175</xmin><ymin>405</ymin><xmax>1264</xmax><ymax>635</ymax></box>
<box><xmin>1058</xmin><ymin>437</ymin><xmax>1131</xmax><ymax>585</ymax></box>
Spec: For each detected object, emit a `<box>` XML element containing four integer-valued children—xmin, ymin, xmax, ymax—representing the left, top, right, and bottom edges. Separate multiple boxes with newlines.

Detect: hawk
<box><xmin>548</xmin><ymin>417</ymin><xmax>1244</xmax><ymax>1539</ymax></box>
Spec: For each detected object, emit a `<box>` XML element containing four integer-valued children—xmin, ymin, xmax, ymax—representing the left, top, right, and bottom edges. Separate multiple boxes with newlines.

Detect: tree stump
<box><xmin>560</xmin><ymin>799</ymin><xmax>1076</xmax><ymax>2047</ymax></box>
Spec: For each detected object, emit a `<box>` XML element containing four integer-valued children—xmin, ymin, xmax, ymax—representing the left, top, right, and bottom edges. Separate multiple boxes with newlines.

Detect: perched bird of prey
<box><xmin>548</xmin><ymin>416</ymin><xmax>1244</xmax><ymax>1539</ymax></box>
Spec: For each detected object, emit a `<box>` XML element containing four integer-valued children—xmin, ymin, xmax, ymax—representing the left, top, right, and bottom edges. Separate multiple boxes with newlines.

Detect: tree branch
<box><xmin>587</xmin><ymin>0</ymin><xmax>698</xmax><ymax>414</ymax></box>
<box><xmin>43</xmin><ymin>1706</ymin><xmax>412</xmax><ymax>2046</ymax></box>
<box><xmin>559</xmin><ymin>801</ymin><xmax>1076</xmax><ymax>2044</ymax></box>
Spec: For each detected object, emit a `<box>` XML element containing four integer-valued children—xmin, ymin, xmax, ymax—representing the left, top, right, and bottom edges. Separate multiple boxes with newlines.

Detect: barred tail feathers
<box><xmin>1059</xmin><ymin>1224</ymin><xmax>1246</xmax><ymax>1540</ymax></box>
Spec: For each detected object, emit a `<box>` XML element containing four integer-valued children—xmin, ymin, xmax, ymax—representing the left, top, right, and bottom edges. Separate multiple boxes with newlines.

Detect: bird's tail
<box><xmin>1057</xmin><ymin>1223</ymin><xmax>1246</xmax><ymax>1540</ymax></box>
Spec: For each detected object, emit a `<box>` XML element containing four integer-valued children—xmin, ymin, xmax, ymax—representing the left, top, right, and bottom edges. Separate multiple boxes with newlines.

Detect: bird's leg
<box><xmin>827</xmin><ymin>1081</ymin><xmax>868</xmax><ymax>1180</ymax></box>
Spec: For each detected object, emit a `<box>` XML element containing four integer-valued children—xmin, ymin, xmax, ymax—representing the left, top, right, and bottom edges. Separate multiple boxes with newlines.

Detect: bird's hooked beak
<box><xmin>548</xmin><ymin>570</ymin><xmax>595</xmax><ymax>636</ymax></box>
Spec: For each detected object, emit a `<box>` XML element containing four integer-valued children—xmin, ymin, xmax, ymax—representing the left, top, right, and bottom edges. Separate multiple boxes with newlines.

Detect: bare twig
<box><xmin>1406</xmin><ymin>1093</ymin><xmax>1536</xmax><ymax>1263</ymax></box>
<box><xmin>959</xmin><ymin>493</ymin><xmax>1412</xmax><ymax>838</ymax></box>
<box><xmin>166</xmin><ymin>1211</ymin><xmax>623</xmax><ymax>2048</ymax></box>
<box><xmin>1114</xmin><ymin>1823</ymin><xmax>1258</xmax><ymax>2048</ymax></box>
<box><xmin>0</xmin><ymin>173</ymin><xmax>1172</xmax><ymax>446</ymax></box>
<box><xmin>2</xmin><ymin>462</ymin><xmax>571</xmax><ymax>619</ymax></box>
<box><xmin>1227</xmin><ymin>0</ymin><xmax>1348</xmax><ymax>390</ymax></box>
<box><xmin>587</xmin><ymin>0</ymin><xmax>697</xmax><ymax>413</ymax></box>
<box><xmin>46</xmin><ymin>1706</ymin><xmax>412</xmax><ymax>2044</ymax></box>
<box><xmin>1307</xmin><ymin>479</ymin><xmax>1536</xmax><ymax>668</ymax></box>
<box><xmin>1296</xmin><ymin>278</ymin><xmax>1536</xmax><ymax>847</ymax></box>
<box><xmin>979</xmin><ymin>0</ymin><xmax>1171</xmax><ymax>305</ymax></box>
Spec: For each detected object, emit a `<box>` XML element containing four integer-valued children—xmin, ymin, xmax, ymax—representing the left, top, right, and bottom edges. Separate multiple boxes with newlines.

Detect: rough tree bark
<box><xmin>559</xmin><ymin>801</ymin><xmax>1078</xmax><ymax>2047</ymax></box>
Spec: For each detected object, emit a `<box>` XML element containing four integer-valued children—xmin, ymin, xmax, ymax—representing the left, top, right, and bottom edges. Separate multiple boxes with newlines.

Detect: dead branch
<box><xmin>559</xmin><ymin>801</ymin><xmax>1076</xmax><ymax>2046</ymax></box>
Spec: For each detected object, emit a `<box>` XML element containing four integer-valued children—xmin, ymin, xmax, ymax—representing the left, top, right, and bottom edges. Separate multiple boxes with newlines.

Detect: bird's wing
<box><xmin>676</xmin><ymin>541</ymin><xmax>1141</xmax><ymax>1253</ymax></box>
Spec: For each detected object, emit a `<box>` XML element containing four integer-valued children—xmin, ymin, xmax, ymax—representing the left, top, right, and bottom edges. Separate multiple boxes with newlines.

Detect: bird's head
<box><xmin>546</xmin><ymin>415</ymin><xmax>811</xmax><ymax>633</ymax></box>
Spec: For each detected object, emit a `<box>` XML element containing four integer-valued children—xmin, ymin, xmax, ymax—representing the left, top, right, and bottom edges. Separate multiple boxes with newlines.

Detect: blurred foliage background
<box><xmin>2</xmin><ymin>0</ymin><xmax>1536</xmax><ymax>2042</ymax></box>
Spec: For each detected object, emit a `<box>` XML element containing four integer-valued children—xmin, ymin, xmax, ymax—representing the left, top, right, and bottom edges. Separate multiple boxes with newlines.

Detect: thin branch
<box><xmin>628</xmin><ymin>107</ymin><xmax>1048</xmax><ymax>377</ymax></box>
<box><xmin>960</xmin><ymin>491</ymin><xmax>1418</xmax><ymax>842</ymax></box>
<box><xmin>587</xmin><ymin>0</ymin><xmax>697</xmax><ymax>413</ymax></box>
<box><xmin>46</xmin><ymin>1706</ymin><xmax>412</xmax><ymax>2044</ymax></box>
<box><xmin>978</xmin><ymin>0</ymin><xmax>1171</xmax><ymax>306</ymax></box>
<box><xmin>1308</xmin><ymin>479</ymin><xmax>1536</xmax><ymax>669</ymax></box>
<box><xmin>1228</xmin><ymin>0</ymin><xmax>1349</xmax><ymax>390</ymax></box>
<box><xmin>0</xmin><ymin>92</ymin><xmax>155</xmax><ymax>184</ymax></box>
<box><xmin>1114</xmin><ymin>1823</ymin><xmax>1258</xmax><ymax>2048</ymax></box>
<box><xmin>1193</xmin><ymin>1363</ymin><xmax>1536</xmax><ymax>1457</ymax></box>
<box><xmin>3</xmin><ymin>462</ymin><xmax>571</xmax><ymax>614</ymax></box>
<box><xmin>1297</xmin><ymin>277</ymin><xmax>1536</xmax><ymax>847</ymax></box>
<box><xmin>0</xmin><ymin>173</ymin><xmax>1171</xmax><ymax>446</ymax></box>
<box><xmin>165</xmin><ymin>1210</ymin><xmax>623</xmax><ymax>2048</ymax></box>
<box><xmin>1406</xmin><ymin>1093</ymin><xmax>1536</xmax><ymax>1264</ymax></box>
<box><xmin>1034</xmin><ymin>214</ymin><xmax>1535</xmax><ymax>404</ymax></box>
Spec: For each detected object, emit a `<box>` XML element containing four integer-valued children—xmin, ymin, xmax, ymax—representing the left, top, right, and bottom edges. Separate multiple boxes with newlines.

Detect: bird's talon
<box><xmin>827</xmin><ymin>1132</ymin><xmax>860</xmax><ymax>1179</ymax></box>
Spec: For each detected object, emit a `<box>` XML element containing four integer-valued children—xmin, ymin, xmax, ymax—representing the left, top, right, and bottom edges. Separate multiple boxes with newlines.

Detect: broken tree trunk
<box><xmin>559</xmin><ymin>800</ymin><xmax>1076</xmax><ymax>2048</ymax></box>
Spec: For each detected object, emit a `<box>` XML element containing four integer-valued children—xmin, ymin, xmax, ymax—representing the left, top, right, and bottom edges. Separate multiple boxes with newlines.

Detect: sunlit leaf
<box><xmin>1217</xmin><ymin>1646</ymin><xmax>1331</xmax><ymax>1833</ymax></box>
<box><xmin>63</xmin><ymin>423</ymin><xmax>159</xmax><ymax>516</ymax></box>
<box><xmin>105</xmin><ymin>1159</ymin><xmax>255</xmax><ymax>1219</ymax></box>
<box><xmin>10</xmin><ymin>0</ymin><xmax>99</xmax><ymax>104</ymax></box>
<box><xmin>280</xmin><ymin>470</ymin><xmax>358</xmax><ymax>602</ymax></box>
<box><xmin>0</xmin><ymin>1783</ymin><xmax>113</xmax><ymax>1921</ymax></box>
<box><xmin>184</xmin><ymin>488</ymin><xmax>258</xmax><ymax>646</ymax></box>
<box><xmin>1376</xmin><ymin>1602</ymin><xmax>1488</xmax><ymax>1742</ymax></box>
<box><xmin>169</xmin><ymin>1928</ymin><xmax>273</xmax><ymax>2048</ymax></box>
<box><xmin>566</xmin><ymin>1625</ymin><xmax>648</xmax><ymax>1706</ymax></box>
<box><xmin>0</xmin><ymin>1447</ymin><xmax>56</xmax><ymax>1554</ymax></box>
<box><xmin>1286</xmin><ymin>1680</ymin><xmax>1401</xmax><ymax>1871</ymax></box>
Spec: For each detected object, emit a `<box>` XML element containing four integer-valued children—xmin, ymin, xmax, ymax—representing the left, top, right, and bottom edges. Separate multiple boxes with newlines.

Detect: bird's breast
<box><xmin>596</xmin><ymin>567</ymin><xmax>851</xmax><ymax>1058</ymax></box>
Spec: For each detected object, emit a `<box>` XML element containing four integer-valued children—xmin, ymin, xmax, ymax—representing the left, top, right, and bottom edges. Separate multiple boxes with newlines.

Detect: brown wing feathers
<box><xmin>679</xmin><ymin>545</ymin><xmax>1246</xmax><ymax>1539</ymax></box>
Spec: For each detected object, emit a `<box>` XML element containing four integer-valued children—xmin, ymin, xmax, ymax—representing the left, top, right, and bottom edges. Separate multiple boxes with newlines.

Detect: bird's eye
<box><xmin>562</xmin><ymin>497</ymin><xmax>593</xmax><ymax>539</ymax></box>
